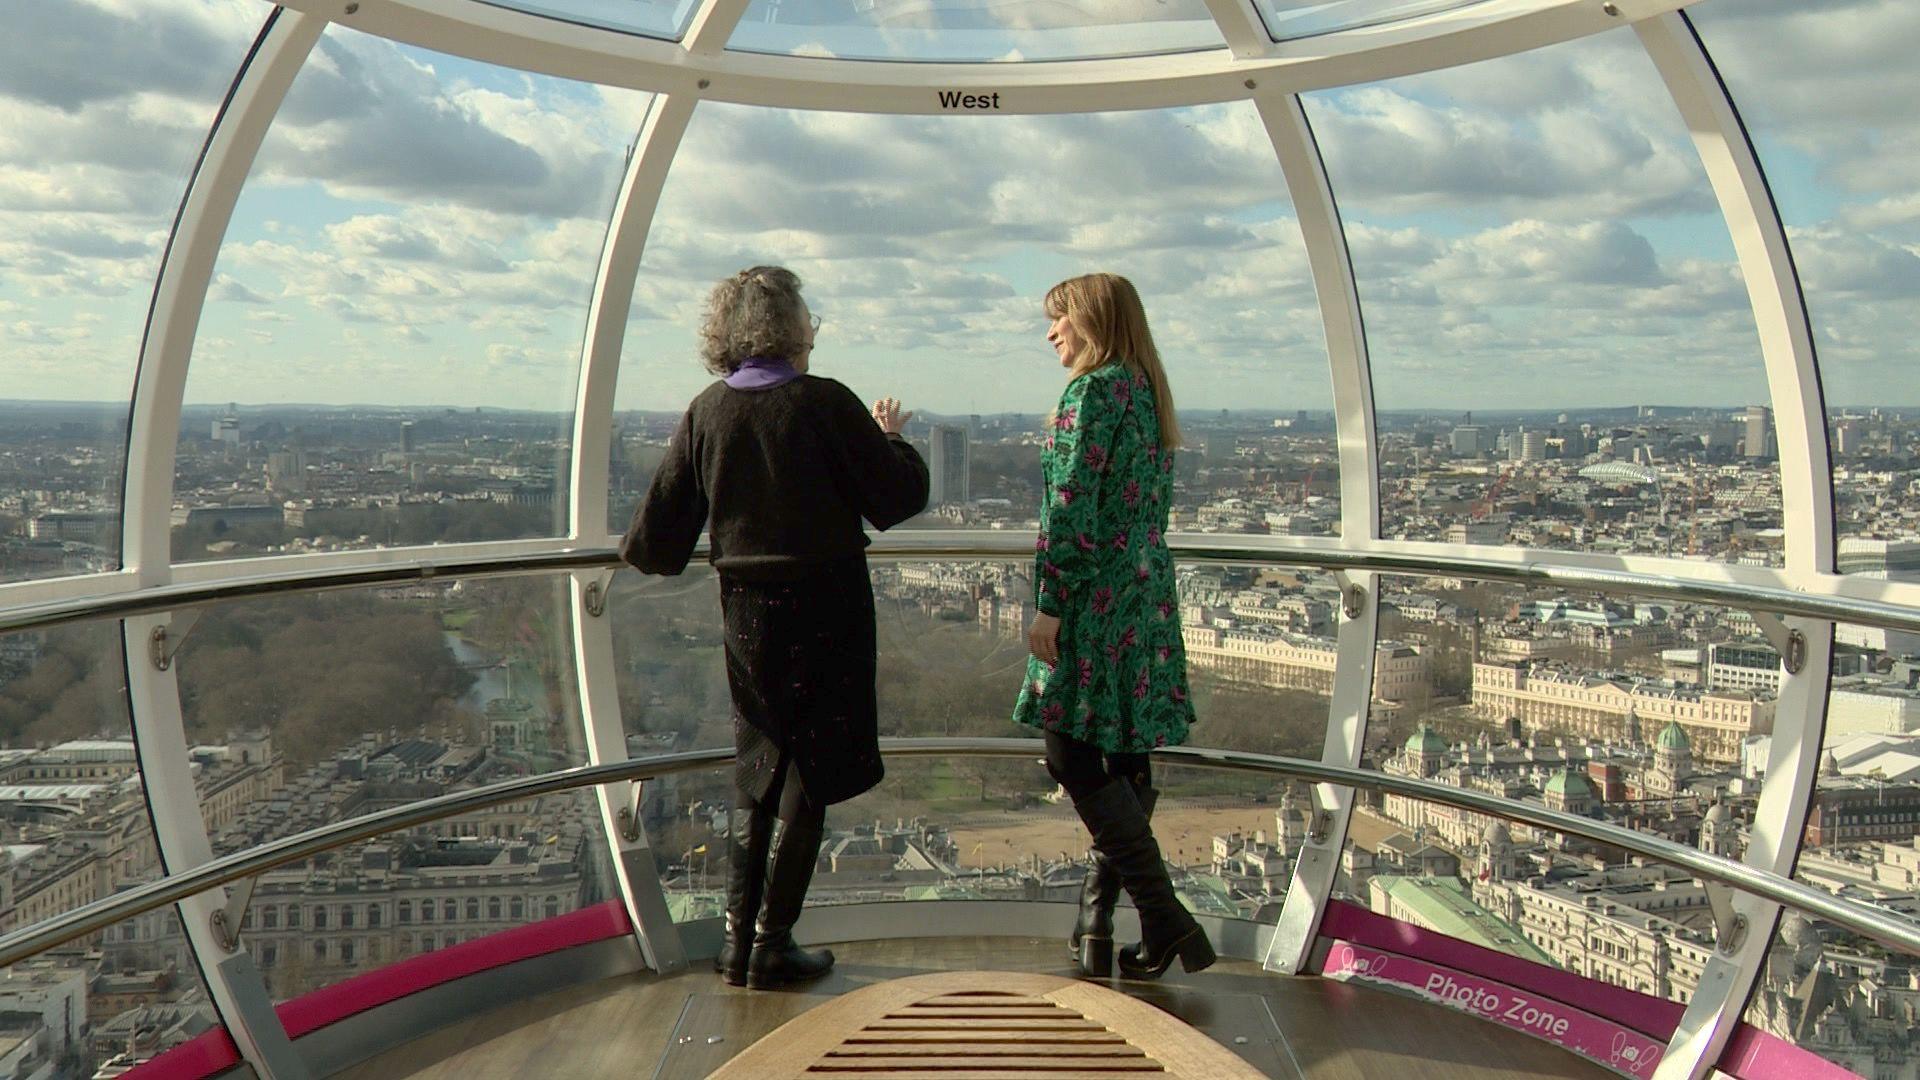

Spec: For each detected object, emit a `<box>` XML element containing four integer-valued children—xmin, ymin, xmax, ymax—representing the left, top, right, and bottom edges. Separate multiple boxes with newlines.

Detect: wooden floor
<box><xmin>334</xmin><ymin>936</ymin><xmax>1615</xmax><ymax>1079</ymax></box>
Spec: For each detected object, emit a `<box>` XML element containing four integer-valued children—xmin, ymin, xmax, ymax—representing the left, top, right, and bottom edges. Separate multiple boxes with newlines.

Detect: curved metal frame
<box><xmin>6</xmin><ymin>740</ymin><xmax>1916</xmax><ymax>971</ymax></box>
<box><xmin>1253</xmin><ymin>89</ymin><xmax>1384</xmax><ymax>973</ymax></box>
<box><xmin>15</xmin><ymin>539</ymin><xmax>1920</xmax><ymax>638</ymax></box>
<box><xmin>273</xmin><ymin>0</ymin><xmax>1684</xmax><ymax>113</ymax></box>
<box><xmin>566</xmin><ymin>88</ymin><xmax>701</xmax><ymax>975</ymax></box>
<box><xmin>1633</xmin><ymin>14</ymin><xmax>1836</xmax><ymax>1077</ymax></box>
<box><xmin>117</xmin><ymin>11</ymin><xmax>326</xmax><ymax>1079</ymax></box>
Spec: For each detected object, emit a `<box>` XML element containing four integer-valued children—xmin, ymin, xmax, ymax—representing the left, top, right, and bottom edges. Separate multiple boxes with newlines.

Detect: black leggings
<box><xmin>1044</xmin><ymin>731</ymin><xmax>1152</xmax><ymax>803</ymax></box>
<box><xmin>740</xmin><ymin>753</ymin><xmax>825</xmax><ymax>829</ymax></box>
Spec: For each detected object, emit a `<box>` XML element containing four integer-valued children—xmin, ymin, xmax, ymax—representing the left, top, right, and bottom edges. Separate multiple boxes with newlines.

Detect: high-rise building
<box><xmin>399</xmin><ymin>419</ymin><xmax>416</xmax><ymax>454</ymax></box>
<box><xmin>929</xmin><ymin>424</ymin><xmax>970</xmax><ymax>506</ymax></box>
<box><xmin>1836</xmin><ymin>419</ymin><xmax>1862</xmax><ymax>457</ymax></box>
<box><xmin>1449</xmin><ymin>425</ymin><xmax>1488</xmax><ymax>457</ymax></box>
<box><xmin>1509</xmin><ymin>427</ymin><xmax>1544</xmax><ymax>462</ymax></box>
<box><xmin>212</xmin><ymin>417</ymin><xmax>240</xmax><ymax>445</ymax></box>
<box><xmin>1744</xmin><ymin>405</ymin><xmax>1773</xmax><ymax>459</ymax></box>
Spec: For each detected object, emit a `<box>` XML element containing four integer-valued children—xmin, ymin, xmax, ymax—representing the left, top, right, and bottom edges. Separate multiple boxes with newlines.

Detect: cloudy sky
<box><xmin>1</xmin><ymin>0</ymin><xmax>1914</xmax><ymax>417</ymax></box>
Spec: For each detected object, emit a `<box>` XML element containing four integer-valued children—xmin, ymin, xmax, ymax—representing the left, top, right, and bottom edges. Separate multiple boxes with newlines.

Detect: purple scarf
<box><xmin>724</xmin><ymin>356</ymin><xmax>802</xmax><ymax>391</ymax></box>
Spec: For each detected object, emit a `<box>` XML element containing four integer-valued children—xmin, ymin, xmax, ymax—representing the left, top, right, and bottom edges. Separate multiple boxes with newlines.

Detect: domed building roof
<box><xmin>1656</xmin><ymin>719</ymin><xmax>1691</xmax><ymax>752</ymax></box>
<box><xmin>1406</xmin><ymin>725</ymin><xmax>1448</xmax><ymax>756</ymax></box>
<box><xmin>1482</xmin><ymin>821</ymin><xmax>1513</xmax><ymax>847</ymax></box>
<box><xmin>1780</xmin><ymin>914</ymin><xmax>1819</xmax><ymax>950</ymax></box>
<box><xmin>1703</xmin><ymin>801</ymin><xmax>1734</xmax><ymax>826</ymax></box>
<box><xmin>1543</xmin><ymin>769</ymin><xmax>1596</xmax><ymax>798</ymax></box>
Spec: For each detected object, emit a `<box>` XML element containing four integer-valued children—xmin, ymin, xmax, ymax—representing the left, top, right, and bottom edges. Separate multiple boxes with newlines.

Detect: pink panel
<box><xmin>1320</xmin><ymin>898</ymin><xmax>1685</xmax><ymax>1037</ymax></box>
<box><xmin>278</xmin><ymin>898</ymin><xmax>632</xmax><ymax>1038</ymax></box>
<box><xmin>118</xmin><ymin>1029</ymin><xmax>241</xmax><ymax>1079</ymax></box>
<box><xmin>1721</xmin><ymin>1022</ymin><xmax>1863</xmax><ymax>1080</ymax></box>
<box><xmin>1323</xmin><ymin>938</ymin><xmax>1668</xmax><ymax>1076</ymax></box>
<box><xmin>122</xmin><ymin>900</ymin><xmax>633</xmax><ymax>1079</ymax></box>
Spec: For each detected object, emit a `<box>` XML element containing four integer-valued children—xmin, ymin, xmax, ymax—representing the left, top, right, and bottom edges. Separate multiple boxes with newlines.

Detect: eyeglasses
<box><xmin>808</xmin><ymin>313</ymin><xmax>822</xmax><ymax>332</ymax></box>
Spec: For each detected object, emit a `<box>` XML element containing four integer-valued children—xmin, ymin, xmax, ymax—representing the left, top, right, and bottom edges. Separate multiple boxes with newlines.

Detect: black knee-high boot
<box><xmin>746</xmin><ymin>817</ymin><xmax>834</xmax><ymax>989</ymax></box>
<box><xmin>715</xmin><ymin>802</ymin><xmax>773</xmax><ymax>986</ymax></box>
<box><xmin>1068</xmin><ymin>779</ymin><xmax>1214</xmax><ymax>980</ymax></box>
<box><xmin>1070</xmin><ymin>781</ymin><xmax>1157</xmax><ymax>976</ymax></box>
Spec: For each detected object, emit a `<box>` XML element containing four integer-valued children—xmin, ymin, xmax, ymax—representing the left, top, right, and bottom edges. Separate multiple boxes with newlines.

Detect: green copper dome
<box><xmin>1656</xmin><ymin>720</ymin><xmax>1691</xmax><ymax>752</ymax></box>
<box><xmin>1407</xmin><ymin>725</ymin><xmax>1448</xmax><ymax>756</ymax></box>
<box><xmin>1544</xmin><ymin>769</ymin><xmax>1596</xmax><ymax>798</ymax></box>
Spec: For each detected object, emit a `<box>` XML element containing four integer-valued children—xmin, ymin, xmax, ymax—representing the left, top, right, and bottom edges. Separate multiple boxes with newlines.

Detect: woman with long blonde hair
<box><xmin>1012</xmin><ymin>273</ymin><xmax>1211</xmax><ymax>979</ymax></box>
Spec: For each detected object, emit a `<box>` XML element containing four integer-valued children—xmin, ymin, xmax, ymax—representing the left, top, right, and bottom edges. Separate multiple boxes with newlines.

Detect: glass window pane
<box><xmin>1690</xmin><ymin>3</ymin><xmax>1920</xmax><ymax>579</ymax></box>
<box><xmin>177</xmin><ymin>25</ymin><xmax>653</xmax><ymax>563</ymax></box>
<box><xmin>0</xmin><ymin>2</ymin><xmax>260</xmax><ymax>583</ymax></box>
<box><xmin>475</xmin><ymin>0</ymin><xmax>702</xmax><ymax>41</ymax></box>
<box><xmin>1741</xmin><ymin>622</ymin><xmax>1920</xmax><ymax>1074</ymax></box>
<box><xmin>0</xmin><ymin>622</ymin><xmax>218</xmax><ymax>1072</ymax></box>
<box><xmin>1307</xmin><ymin>29</ymin><xmax>1782</xmax><ymax>562</ymax></box>
<box><xmin>172</xmin><ymin>574</ymin><xmax>616</xmax><ymax>1001</ymax></box>
<box><xmin>1256</xmin><ymin>0</ymin><xmax>1490</xmax><ymax>42</ymax></box>
<box><xmin>612</xmin><ymin>102</ymin><xmax>1335</xmax><ymax>537</ymax></box>
<box><xmin>726</xmin><ymin>0</ymin><xmax>1224</xmax><ymax>63</ymax></box>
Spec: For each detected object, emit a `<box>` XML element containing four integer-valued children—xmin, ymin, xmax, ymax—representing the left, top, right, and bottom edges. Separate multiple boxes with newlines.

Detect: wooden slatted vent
<box><xmin>711</xmin><ymin>971</ymin><xmax>1263</xmax><ymax>1080</ymax></box>
<box><xmin>812</xmin><ymin>989</ymin><xmax>1165</xmax><ymax>1076</ymax></box>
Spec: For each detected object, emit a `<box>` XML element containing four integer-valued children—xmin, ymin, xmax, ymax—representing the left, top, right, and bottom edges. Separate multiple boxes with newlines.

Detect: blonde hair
<box><xmin>699</xmin><ymin>265</ymin><xmax>810</xmax><ymax>375</ymax></box>
<box><xmin>1044</xmin><ymin>273</ymin><xmax>1182</xmax><ymax>449</ymax></box>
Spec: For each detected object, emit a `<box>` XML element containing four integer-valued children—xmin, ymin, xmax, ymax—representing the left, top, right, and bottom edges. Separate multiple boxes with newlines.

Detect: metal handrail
<box><xmin>7</xmin><ymin>534</ymin><xmax>1920</xmax><ymax>636</ymax></box>
<box><xmin>2</xmin><ymin>738</ymin><xmax>1916</xmax><ymax>970</ymax></box>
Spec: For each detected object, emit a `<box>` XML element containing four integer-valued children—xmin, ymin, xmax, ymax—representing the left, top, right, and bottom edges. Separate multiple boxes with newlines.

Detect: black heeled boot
<box><xmin>1069</xmin><ymin>783</ymin><xmax>1157</xmax><ymax>977</ymax></box>
<box><xmin>746</xmin><ymin>817</ymin><xmax>835</xmax><ymax>989</ymax></box>
<box><xmin>715</xmin><ymin>802</ymin><xmax>772</xmax><ymax>987</ymax></box>
<box><xmin>1068</xmin><ymin>779</ymin><xmax>1214</xmax><ymax>981</ymax></box>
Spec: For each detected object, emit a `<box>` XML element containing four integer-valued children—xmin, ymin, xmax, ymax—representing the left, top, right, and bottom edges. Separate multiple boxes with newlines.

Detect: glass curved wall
<box><xmin>481</xmin><ymin>0</ymin><xmax>704</xmax><ymax>41</ymax></box>
<box><xmin>0</xmin><ymin>621</ymin><xmax>216</xmax><ymax>1071</ymax></box>
<box><xmin>1256</xmin><ymin>0</ymin><xmax>1491</xmax><ymax>42</ymax></box>
<box><xmin>725</xmin><ymin>0</ymin><xmax>1226</xmax><ymax>63</ymax></box>
<box><xmin>1330</xmin><ymin>572</ymin><xmax>1760</xmax><ymax>1010</ymax></box>
<box><xmin>611</xmin><ymin>100</ymin><xmax>1337</xmax><ymax>535</ymax></box>
<box><xmin>177</xmin><ymin>25</ymin><xmax>651</xmax><ymax>563</ymax></box>
<box><xmin>1306</xmin><ymin>28</ymin><xmax>1784</xmax><ymax>562</ymax></box>
<box><xmin>6</xmin><ymin>2</ymin><xmax>1920</xmax><ymax>1075</ymax></box>
<box><xmin>0</xmin><ymin>1</ymin><xmax>259</xmax><ymax>583</ymax></box>
<box><xmin>171</xmin><ymin>573</ymin><xmax>615</xmax><ymax>1000</ymax></box>
<box><xmin>1690</xmin><ymin>2</ymin><xmax>1920</xmax><ymax>581</ymax></box>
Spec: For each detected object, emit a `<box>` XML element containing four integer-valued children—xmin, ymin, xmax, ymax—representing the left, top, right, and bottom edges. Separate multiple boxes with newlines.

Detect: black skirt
<box><xmin>721</xmin><ymin>558</ymin><xmax>883</xmax><ymax>807</ymax></box>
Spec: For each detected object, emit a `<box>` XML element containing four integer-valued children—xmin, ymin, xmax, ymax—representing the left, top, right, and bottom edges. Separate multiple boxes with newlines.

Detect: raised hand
<box><xmin>871</xmin><ymin>397</ymin><xmax>913</xmax><ymax>435</ymax></box>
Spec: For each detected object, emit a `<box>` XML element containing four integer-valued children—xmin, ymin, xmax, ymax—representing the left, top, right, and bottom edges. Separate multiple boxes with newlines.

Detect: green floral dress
<box><xmin>1011</xmin><ymin>364</ymin><xmax>1195</xmax><ymax>753</ymax></box>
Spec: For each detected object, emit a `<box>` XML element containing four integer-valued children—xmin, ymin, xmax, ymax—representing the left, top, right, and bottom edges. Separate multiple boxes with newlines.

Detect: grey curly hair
<box><xmin>699</xmin><ymin>265</ymin><xmax>810</xmax><ymax>375</ymax></box>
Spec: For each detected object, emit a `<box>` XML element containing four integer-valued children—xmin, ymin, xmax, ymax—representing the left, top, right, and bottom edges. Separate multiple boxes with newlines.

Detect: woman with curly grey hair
<box><xmin>620</xmin><ymin>265</ymin><xmax>928</xmax><ymax>990</ymax></box>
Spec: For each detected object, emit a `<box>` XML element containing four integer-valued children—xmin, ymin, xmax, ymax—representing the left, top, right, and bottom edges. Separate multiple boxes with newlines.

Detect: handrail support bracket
<box><xmin>1306</xmin><ymin>784</ymin><xmax>1336</xmax><ymax>845</ymax></box>
<box><xmin>616</xmin><ymin>780</ymin><xmax>647</xmax><ymax>843</ymax></box>
<box><xmin>1749</xmin><ymin>611</ymin><xmax>1806</xmax><ymax>675</ymax></box>
<box><xmin>1333</xmin><ymin>571</ymin><xmax>1366</xmax><ymax>620</ymax></box>
<box><xmin>209</xmin><ymin>874</ymin><xmax>258</xmax><ymax>953</ymax></box>
<box><xmin>582</xmin><ymin>570</ymin><xmax>616</xmax><ymax>618</ymax></box>
<box><xmin>1704</xmin><ymin>881</ymin><xmax>1748</xmax><ymax>955</ymax></box>
<box><xmin>148</xmin><ymin>609</ymin><xmax>204</xmax><ymax>671</ymax></box>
